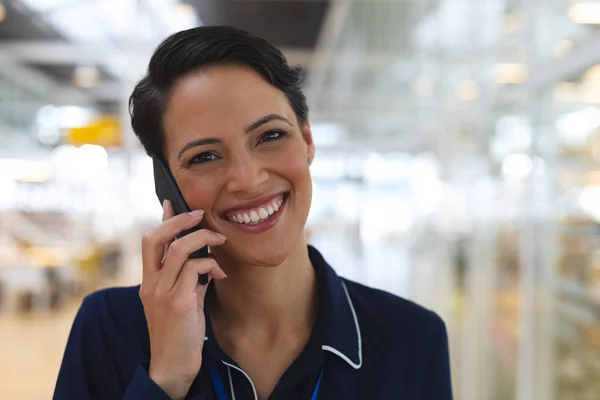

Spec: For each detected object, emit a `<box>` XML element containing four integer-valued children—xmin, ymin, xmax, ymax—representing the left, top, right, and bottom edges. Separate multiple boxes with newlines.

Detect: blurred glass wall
<box><xmin>2</xmin><ymin>1</ymin><xmax>600</xmax><ymax>399</ymax></box>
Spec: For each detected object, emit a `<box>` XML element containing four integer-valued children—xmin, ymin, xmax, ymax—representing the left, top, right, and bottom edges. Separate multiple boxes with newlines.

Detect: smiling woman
<box><xmin>156</xmin><ymin>61</ymin><xmax>314</xmax><ymax>269</ymax></box>
<box><xmin>53</xmin><ymin>26</ymin><xmax>452</xmax><ymax>400</ymax></box>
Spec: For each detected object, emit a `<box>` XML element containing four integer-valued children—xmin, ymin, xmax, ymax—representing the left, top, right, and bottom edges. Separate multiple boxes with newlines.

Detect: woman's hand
<box><xmin>139</xmin><ymin>200</ymin><xmax>227</xmax><ymax>400</ymax></box>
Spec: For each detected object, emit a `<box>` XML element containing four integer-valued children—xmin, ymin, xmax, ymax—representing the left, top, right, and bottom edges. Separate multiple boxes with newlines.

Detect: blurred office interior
<box><xmin>2</xmin><ymin>0</ymin><xmax>600</xmax><ymax>399</ymax></box>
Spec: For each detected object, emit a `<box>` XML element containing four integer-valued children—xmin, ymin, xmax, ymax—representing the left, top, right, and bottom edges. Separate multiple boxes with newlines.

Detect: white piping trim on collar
<box><xmin>222</xmin><ymin>360</ymin><xmax>258</xmax><ymax>400</ymax></box>
<box><xmin>321</xmin><ymin>281</ymin><xmax>363</xmax><ymax>369</ymax></box>
<box><xmin>227</xmin><ymin>366</ymin><xmax>236</xmax><ymax>400</ymax></box>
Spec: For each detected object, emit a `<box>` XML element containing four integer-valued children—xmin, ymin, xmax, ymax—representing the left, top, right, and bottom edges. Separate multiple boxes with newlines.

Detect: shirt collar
<box><xmin>309</xmin><ymin>245</ymin><xmax>363</xmax><ymax>370</ymax></box>
<box><xmin>203</xmin><ymin>245</ymin><xmax>363</xmax><ymax>370</ymax></box>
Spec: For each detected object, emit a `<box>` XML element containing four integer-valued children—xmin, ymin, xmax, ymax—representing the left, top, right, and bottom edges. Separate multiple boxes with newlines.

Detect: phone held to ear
<box><xmin>153</xmin><ymin>155</ymin><xmax>209</xmax><ymax>284</ymax></box>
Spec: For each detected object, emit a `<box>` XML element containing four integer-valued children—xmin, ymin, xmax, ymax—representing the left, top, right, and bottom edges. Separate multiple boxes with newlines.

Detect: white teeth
<box><xmin>226</xmin><ymin>195</ymin><xmax>286</xmax><ymax>225</ymax></box>
<box><xmin>258</xmin><ymin>207</ymin><xmax>269</xmax><ymax>219</ymax></box>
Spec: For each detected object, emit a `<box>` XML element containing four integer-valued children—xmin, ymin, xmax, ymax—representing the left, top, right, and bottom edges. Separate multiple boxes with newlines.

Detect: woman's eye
<box><xmin>189</xmin><ymin>152</ymin><xmax>218</xmax><ymax>165</ymax></box>
<box><xmin>259</xmin><ymin>130</ymin><xmax>287</xmax><ymax>144</ymax></box>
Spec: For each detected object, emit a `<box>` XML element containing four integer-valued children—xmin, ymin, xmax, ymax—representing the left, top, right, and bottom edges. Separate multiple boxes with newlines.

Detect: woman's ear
<box><xmin>302</xmin><ymin>121</ymin><xmax>315</xmax><ymax>166</ymax></box>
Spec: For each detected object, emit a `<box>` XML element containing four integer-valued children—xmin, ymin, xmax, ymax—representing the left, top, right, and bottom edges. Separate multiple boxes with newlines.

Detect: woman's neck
<box><xmin>209</xmin><ymin>239</ymin><xmax>318</xmax><ymax>339</ymax></box>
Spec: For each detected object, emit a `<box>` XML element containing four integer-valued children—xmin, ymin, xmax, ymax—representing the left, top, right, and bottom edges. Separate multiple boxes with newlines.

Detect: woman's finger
<box><xmin>141</xmin><ymin>209</ymin><xmax>205</xmax><ymax>277</ymax></box>
<box><xmin>157</xmin><ymin>230</ymin><xmax>227</xmax><ymax>292</ymax></box>
<box><xmin>162</xmin><ymin>199</ymin><xmax>175</xmax><ymax>222</ymax></box>
<box><xmin>173</xmin><ymin>258</ymin><xmax>226</xmax><ymax>296</ymax></box>
<box><xmin>161</xmin><ymin>200</ymin><xmax>175</xmax><ymax>263</ymax></box>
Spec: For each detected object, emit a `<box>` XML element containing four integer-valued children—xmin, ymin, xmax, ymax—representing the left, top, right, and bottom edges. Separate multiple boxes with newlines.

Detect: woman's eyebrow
<box><xmin>245</xmin><ymin>114</ymin><xmax>292</xmax><ymax>133</ymax></box>
<box><xmin>177</xmin><ymin>137</ymin><xmax>221</xmax><ymax>161</ymax></box>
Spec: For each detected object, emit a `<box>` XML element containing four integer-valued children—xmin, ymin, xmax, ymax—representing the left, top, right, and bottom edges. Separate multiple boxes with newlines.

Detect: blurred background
<box><xmin>1</xmin><ymin>0</ymin><xmax>600</xmax><ymax>399</ymax></box>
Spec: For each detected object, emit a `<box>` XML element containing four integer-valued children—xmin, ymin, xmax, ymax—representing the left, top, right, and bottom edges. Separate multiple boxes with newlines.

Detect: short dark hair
<box><xmin>129</xmin><ymin>26</ymin><xmax>308</xmax><ymax>157</ymax></box>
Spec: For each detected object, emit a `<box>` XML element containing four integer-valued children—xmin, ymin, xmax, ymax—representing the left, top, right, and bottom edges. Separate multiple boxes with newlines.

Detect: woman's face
<box><xmin>162</xmin><ymin>64</ymin><xmax>314</xmax><ymax>267</ymax></box>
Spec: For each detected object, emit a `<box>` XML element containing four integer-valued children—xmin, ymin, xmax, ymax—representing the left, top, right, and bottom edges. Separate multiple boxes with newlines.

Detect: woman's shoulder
<box><xmin>74</xmin><ymin>285</ymin><xmax>148</xmax><ymax>342</ymax></box>
<box><xmin>342</xmin><ymin>278</ymin><xmax>446</xmax><ymax>341</ymax></box>
<box><xmin>80</xmin><ymin>285</ymin><xmax>143</xmax><ymax>317</ymax></box>
<box><xmin>339</xmin><ymin>279</ymin><xmax>452</xmax><ymax>395</ymax></box>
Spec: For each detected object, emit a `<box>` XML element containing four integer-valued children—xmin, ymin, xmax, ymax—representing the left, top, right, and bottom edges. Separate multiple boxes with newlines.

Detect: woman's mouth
<box><xmin>221</xmin><ymin>192</ymin><xmax>289</xmax><ymax>233</ymax></box>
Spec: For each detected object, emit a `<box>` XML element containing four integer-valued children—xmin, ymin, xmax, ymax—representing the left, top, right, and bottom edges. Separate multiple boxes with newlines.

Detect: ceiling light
<box><xmin>553</xmin><ymin>82</ymin><xmax>578</xmax><ymax>102</ymax></box>
<box><xmin>578</xmin><ymin>187</ymin><xmax>600</xmax><ymax>222</ymax></box>
<box><xmin>8</xmin><ymin>160</ymin><xmax>54</xmax><ymax>183</ymax></box>
<box><xmin>504</xmin><ymin>12</ymin><xmax>523</xmax><ymax>32</ymax></box>
<box><xmin>0</xmin><ymin>3</ymin><xmax>6</xmax><ymax>23</ymax></box>
<box><xmin>580</xmin><ymin>66</ymin><xmax>600</xmax><ymax>103</ymax></box>
<box><xmin>56</xmin><ymin>105</ymin><xmax>96</xmax><ymax>128</ymax></box>
<box><xmin>502</xmin><ymin>154</ymin><xmax>533</xmax><ymax>180</ymax></box>
<box><xmin>554</xmin><ymin>39</ymin><xmax>573</xmax><ymax>58</ymax></box>
<box><xmin>583</xmin><ymin>64</ymin><xmax>600</xmax><ymax>83</ymax></box>
<box><xmin>557</xmin><ymin>107</ymin><xmax>600</xmax><ymax>146</ymax></box>
<box><xmin>51</xmin><ymin>144</ymin><xmax>107</xmax><ymax>181</ymax></box>
<box><xmin>456</xmin><ymin>80</ymin><xmax>480</xmax><ymax>102</ymax></box>
<box><xmin>569</xmin><ymin>2</ymin><xmax>600</xmax><ymax>24</ymax></box>
<box><xmin>579</xmin><ymin>83</ymin><xmax>600</xmax><ymax>103</ymax></box>
<box><xmin>494</xmin><ymin>63</ymin><xmax>527</xmax><ymax>84</ymax></box>
<box><xmin>73</xmin><ymin>66</ymin><xmax>99</xmax><ymax>88</ymax></box>
<box><xmin>170</xmin><ymin>4</ymin><xmax>198</xmax><ymax>31</ymax></box>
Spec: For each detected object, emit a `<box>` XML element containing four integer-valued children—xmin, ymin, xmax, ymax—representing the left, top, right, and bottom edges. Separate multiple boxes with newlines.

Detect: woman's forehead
<box><xmin>162</xmin><ymin>65</ymin><xmax>296</xmax><ymax>151</ymax></box>
<box><xmin>171</xmin><ymin>65</ymin><xmax>281</xmax><ymax>103</ymax></box>
<box><xmin>169</xmin><ymin>65</ymin><xmax>292</xmax><ymax>116</ymax></box>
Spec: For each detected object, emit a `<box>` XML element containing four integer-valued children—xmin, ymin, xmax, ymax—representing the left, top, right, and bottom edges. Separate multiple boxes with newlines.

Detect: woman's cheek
<box><xmin>180</xmin><ymin>174</ymin><xmax>218</xmax><ymax>211</ymax></box>
<box><xmin>275</xmin><ymin>145</ymin><xmax>311</xmax><ymax>179</ymax></box>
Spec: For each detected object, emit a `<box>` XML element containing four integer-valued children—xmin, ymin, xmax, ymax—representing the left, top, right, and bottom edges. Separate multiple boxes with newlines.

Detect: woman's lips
<box><xmin>222</xmin><ymin>193</ymin><xmax>288</xmax><ymax>234</ymax></box>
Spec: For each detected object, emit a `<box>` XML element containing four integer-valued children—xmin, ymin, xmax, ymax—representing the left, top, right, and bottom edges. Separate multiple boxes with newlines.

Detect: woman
<box><xmin>53</xmin><ymin>26</ymin><xmax>452</xmax><ymax>400</ymax></box>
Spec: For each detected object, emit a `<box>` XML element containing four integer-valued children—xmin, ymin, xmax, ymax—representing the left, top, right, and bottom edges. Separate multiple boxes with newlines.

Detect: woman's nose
<box><xmin>226</xmin><ymin>154</ymin><xmax>269</xmax><ymax>194</ymax></box>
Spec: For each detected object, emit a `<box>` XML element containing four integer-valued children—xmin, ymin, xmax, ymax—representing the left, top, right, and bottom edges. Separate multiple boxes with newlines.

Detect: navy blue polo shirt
<box><xmin>53</xmin><ymin>246</ymin><xmax>452</xmax><ymax>399</ymax></box>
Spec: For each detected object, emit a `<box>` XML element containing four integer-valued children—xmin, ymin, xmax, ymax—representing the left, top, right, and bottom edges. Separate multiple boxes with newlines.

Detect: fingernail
<box><xmin>216</xmin><ymin>233</ymin><xmax>227</xmax><ymax>241</ymax></box>
<box><xmin>188</xmin><ymin>209</ymin><xmax>204</xmax><ymax>218</ymax></box>
<box><xmin>162</xmin><ymin>199</ymin><xmax>167</xmax><ymax>209</ymax></box>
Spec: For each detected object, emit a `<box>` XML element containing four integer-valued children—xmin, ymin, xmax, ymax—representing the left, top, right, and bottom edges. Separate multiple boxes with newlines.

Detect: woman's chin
<box><xmin>218</xmin><ymin>240</ymin><xmax>293</xmax><ymax>268</ymax></box>
<box><xmin>242</xmin><ymin>247</ymin><xmax>290</xmax><ymax>268</ymax></box>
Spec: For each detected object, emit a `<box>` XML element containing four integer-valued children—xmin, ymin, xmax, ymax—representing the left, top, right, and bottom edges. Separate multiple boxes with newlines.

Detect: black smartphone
<box><xmin>153</xmin><ymin>155</ymin><xmax>209</xmax><ymax>284</ymax></box>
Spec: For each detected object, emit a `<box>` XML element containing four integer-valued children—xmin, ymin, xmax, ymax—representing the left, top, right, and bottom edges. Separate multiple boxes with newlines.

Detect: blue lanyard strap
<box><xmin>311</xmin><ymin>368</ymin><xmax>324</xmax><ymax>400</ymax></box>
<box><xmin>208</xmin><ymin>361</ymin><xmax>324</xmax><ymax>400</ymax></box>
<box><xmin>208</xmin><ymin>361</ymin><xmax>229</xmax><ymax>400</ymax></box>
